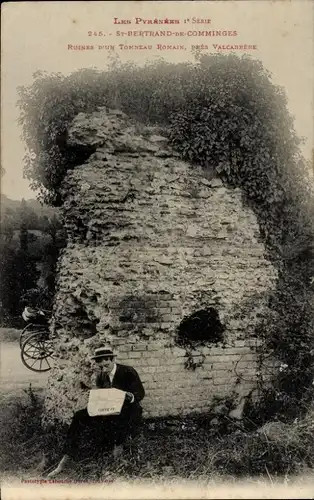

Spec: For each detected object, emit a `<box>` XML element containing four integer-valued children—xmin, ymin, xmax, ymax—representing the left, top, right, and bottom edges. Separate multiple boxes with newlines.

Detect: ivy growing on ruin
<box><xmin>17</xmin><ymin>54</ymin><xmax>314</xmax><ymax>414</ymax></box>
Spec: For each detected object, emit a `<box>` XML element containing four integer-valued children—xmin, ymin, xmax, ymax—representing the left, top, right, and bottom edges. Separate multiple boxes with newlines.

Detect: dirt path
<box><xmin>0</xmin><ymin>341</ymin><xmax>49</xmax><ymax>392</ymax></box>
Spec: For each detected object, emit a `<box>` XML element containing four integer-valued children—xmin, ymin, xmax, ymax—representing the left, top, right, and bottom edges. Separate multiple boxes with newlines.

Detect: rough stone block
<box><xmin>211</xmin><ymin>355</ymin><xmax>239</xmax><ymax>364</ymax></box>
<box><xmin>132</xmin><ymin>344</ymin><xmax>149</xmax><ymax>352</ymax></box>
<box><xmin>127</xmin><ymin>351</ymin><xmax>142</xmax><ymax>359</ymax></box>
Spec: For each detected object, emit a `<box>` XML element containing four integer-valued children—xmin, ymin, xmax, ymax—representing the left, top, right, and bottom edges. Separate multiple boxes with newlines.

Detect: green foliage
<box><xmin>0</xmin><ymin>199</ymin><xmax>39</xmax><ymax>323</ymax></box>
<box><xmin>17</xmin><ymin>55</ymin><xmax>310</xmax><ymax>213</ymax></box>
<box><xmin>17</xmin><ymin>54</ymin><xmax>314</xmax><ymax>408</ymax></box>
<box><xmin>16</xmin><ymin>60</ymin><xmax>195</xmax><ymax>204</ymax></box>
<box><xmin>18</xmin><ymin>199</ymin><xmax>39</xmax><ymax>299</ymax></box>
<box><xmin>0</xmin><ymin>239</ymin><xmax>21</xmax><ymax>319</ymax></box>
<box><xmin>0</xmin><ymin>198</ymin><xmax>66</xmax><ymax>324</ymax></box>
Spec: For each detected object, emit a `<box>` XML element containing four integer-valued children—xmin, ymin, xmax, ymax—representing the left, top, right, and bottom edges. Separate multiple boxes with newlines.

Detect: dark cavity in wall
<box><xmin>57</xmin><ymin>128</ymin><xmax>97</xmax><ymax>167</ymax></box>
<box><xmin>65</xmin><ymin>144</ymin><xmax>97</xmax><ymax>169</ymax></box>
<box><xmin>176</xmin><ymin>307</ymin><xmax>225</xmax><ymax>347</ymax></box>
<box><xmin>118</xmin><ymin>294</ymin><xmax>160</xmax><ymax>324</ymax></box>
<box><xmin>56</xmin><ymin>127</ymin><xmax>97</xmax><ymax>170</ymax></box>
<box><xmin>60</xmin><ymin>294</ymin><xmax>99</xmax><ymax>339</ymax></box>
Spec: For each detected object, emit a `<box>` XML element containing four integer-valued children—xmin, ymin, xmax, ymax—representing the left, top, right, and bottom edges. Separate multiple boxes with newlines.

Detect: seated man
<box><xmin>47</xmin><ymin>345</ymin><xmax>145</xmax><ymax>477</ymax></box>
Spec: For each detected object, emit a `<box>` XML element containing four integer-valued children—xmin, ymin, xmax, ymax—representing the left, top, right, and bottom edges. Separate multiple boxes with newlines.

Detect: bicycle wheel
<box><xmin>21</xmin><ymin>332</ymin><xmax>54</xmax><ymax>372</ymax></box>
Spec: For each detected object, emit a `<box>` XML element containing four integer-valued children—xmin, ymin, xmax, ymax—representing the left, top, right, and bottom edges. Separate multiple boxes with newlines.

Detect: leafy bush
<box><xmin>17</xmin><ymin>54</ymin><xmax>314</xmax><ymax>411</ymax></box>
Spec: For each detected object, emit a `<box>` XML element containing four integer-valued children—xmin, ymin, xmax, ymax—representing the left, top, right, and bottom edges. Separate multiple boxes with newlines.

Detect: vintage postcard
<box><xmin>1</xmin><ymin>1</ymin><xmax>314</xmax><ymax>499</ymax></box>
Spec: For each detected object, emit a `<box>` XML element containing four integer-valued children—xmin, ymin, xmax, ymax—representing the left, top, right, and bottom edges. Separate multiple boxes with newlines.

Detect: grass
<box><xmin>1</xmin><ymin>387</ymin><xmax>314</xmax><ymax>487</ymax></box>
<box><xmin>0</xmin><ymin>387</ymin><xmax>46</xmax><ymax>476</ymax></box>
<box><xmin>0</xmin><ymin>327</ymin><xmax>21</xmax><ymax>343</ymax></box>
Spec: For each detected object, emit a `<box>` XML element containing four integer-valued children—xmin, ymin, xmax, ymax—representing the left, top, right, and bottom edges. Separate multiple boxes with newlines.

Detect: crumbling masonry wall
<box><xmin>44</xmin><ymin>108</ymin><xmax>278</xmax><ymax>424</ymax></box>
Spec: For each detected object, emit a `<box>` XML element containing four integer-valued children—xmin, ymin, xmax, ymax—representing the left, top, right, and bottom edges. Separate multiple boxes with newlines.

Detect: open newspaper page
<box><xmin>87</xmin><ymin>389</ymin><xmax>126</xmax><ymax>417</ymax></box>
<box><xmin>1</xmin><ymin>1</ymin><xmax>314</xmax><ymax>499</ymax></box>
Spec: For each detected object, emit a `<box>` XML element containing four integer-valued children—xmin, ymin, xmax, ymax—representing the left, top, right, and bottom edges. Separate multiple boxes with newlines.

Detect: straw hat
<box><xmin>91</xmin><ymin>346</ymin><xmax>117</xmax><ymax>360</ymax></box>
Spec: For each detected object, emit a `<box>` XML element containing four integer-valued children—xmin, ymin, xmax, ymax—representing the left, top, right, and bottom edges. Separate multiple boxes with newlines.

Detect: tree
<box><xmin>0</xmin><ymin>239</ymin><xmax>20</xmax><ymax>322</ymax></box>
<box><xmin>1</xmin><ymin>209</ymin><xmax>16</xmax><ymax>242</ymax></box>
<box><xmin>37</xmin><ymin>213</ymin><xmax>66</xmax><ymax>308</ymax></box>
<box><xmin>16</xmin><ymin>200</ymin><xmax>39</xmax><ymax>308</ymax></box>
<box><xmin>0</xmin><ymin>195</ymin><xmax>65</xmax><ymax>323</ymax></box>
<box><xmin>0</xmin><ymin>199</ymin><xmax>42</xmax><ymax>323</ymax></box>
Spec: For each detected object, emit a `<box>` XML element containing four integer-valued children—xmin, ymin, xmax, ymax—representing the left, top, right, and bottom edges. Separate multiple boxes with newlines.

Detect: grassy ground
<box><xmin>1</xmin><ymin>331</ymin><xmax>313</xmax><ymax>496</ymax></box>
<box><xmin>0</xmin><ymin>327</ymin><xmax>21</xmax><ymax>343</ymax></box>
<box><xmin>1</xmin><ymin>387</ymin><xmax>314</xmax><ymax>488</ymax></box>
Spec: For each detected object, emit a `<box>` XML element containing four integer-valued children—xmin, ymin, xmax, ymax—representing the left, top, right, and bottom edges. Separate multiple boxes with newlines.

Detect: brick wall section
<box><xmin>112</xmin><ymin>339</ymin><xmax>262</xmax><ymax>417</ymax></box>
<box><xmin>44</xmin><ymin>108</ymin><xmax>278</xmax><ymax>425</ymax></box>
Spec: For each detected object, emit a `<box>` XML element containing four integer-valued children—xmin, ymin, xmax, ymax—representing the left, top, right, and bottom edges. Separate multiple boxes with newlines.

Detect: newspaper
<box><xmin>87</xmin><ymin>388</ymin><xmax>126</xmax><ymax>416</ymax></box>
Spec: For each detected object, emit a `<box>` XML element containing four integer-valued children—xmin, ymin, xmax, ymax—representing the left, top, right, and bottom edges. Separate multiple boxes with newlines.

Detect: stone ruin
<box><xmin>44</xmin><ymin>107</ymin><xmax>278</xmax><ymax>425</ymax></box>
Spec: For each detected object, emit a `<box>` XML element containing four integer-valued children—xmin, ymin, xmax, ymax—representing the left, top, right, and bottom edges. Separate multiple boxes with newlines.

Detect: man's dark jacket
<box><xmin>95</xmin><ymin>363</ymin><xmax>145</xmax><ymax>407</ymax></box>
<box><xmin>64</xmin><ymin>364</ymin><xmax>145</xmax><ymax>455</ymax></box>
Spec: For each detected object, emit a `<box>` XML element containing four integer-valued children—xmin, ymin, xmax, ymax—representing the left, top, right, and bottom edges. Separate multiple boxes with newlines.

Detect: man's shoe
<box><xmin>47</xmin><ymin>454</ymin><xmax>72</xmax><ymax>478</ymax></box>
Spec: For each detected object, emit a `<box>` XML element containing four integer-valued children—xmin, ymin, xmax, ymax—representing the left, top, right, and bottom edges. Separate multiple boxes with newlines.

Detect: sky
<box><xmin>1</xmin><ymin>0</ymin><xmax>313</xmax><ymax>200</ymax></box>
